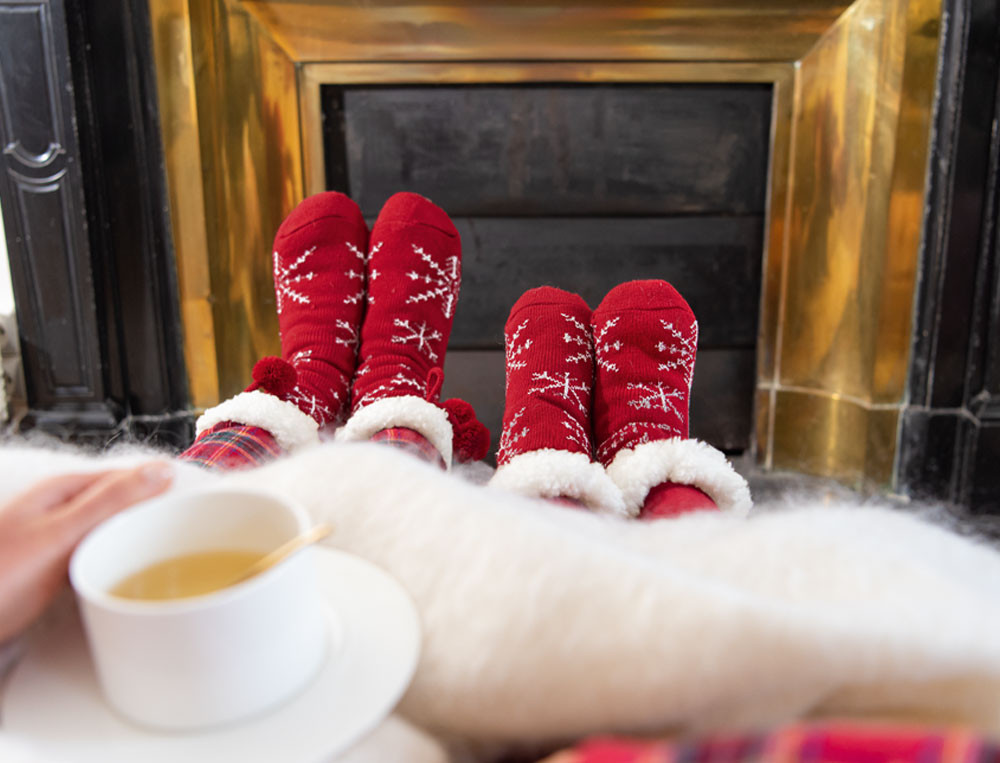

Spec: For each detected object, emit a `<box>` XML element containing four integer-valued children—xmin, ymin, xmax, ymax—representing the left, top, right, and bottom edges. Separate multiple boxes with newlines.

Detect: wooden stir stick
<box><xmin>227</xmin><ymin>523</ymin><xmax>333</xmax><ymax>587</ymax></box>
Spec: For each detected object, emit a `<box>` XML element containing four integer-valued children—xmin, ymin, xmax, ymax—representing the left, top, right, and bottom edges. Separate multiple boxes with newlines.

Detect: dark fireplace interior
<box><xmin>321</xmin><ymin>84</ymin><xmax>772</xmax><ymax>457</ymax></box>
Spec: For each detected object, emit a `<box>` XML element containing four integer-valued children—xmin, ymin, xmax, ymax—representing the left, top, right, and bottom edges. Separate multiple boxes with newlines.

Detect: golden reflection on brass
<box><xmin>771</xmin><ymin>391</ymin><xmax>900</xmax><ymax>487</ymax></box>
<box><xmin>768</xmin><ymin>0</ymin><xmax>941</xmax><ymax>485</ymax></box>
<box><xmin>148</xmin><ymin>0</ymin><xmax>219</xmax><ymax>410</ymax></box>
<box><xmin>150</xmin><ymin>0</ymin><xmax>943</xmax><ymax>491</ymax></box>
<box><xmin>301</xmin><ymin>62</ymin><xmax>792</xmax><ymax>198</ymax></box>
<box><xmin>241</xmin><ymin>2</ymin><xmax>851</xmax><ymax>64</ymax></box>
<box><xmin>151</xmin><ymin>0</ymin><xmax>302</xmax><ymax>403</ymax></box>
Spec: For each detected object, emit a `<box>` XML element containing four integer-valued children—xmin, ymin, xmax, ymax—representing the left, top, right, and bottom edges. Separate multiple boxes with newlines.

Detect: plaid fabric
<box><xmin>178</xmin><ymin>421</ymin><xmax>284</xmax><ymax>471</ymax></box>
<box><xmin>371</xmin><ymin>427</ymin><xmax>446</xmax><ymax>470</ymax></box>
<box><xmin>541</xmin><ymin>722</ymin><xmax>997</xmax><ymax>763</ymax></box>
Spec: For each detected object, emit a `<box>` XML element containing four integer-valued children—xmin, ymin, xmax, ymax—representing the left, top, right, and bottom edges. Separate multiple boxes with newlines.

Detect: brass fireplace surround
<box><xmin>149</xmin><ymin>0</ymin><xmax>942</xmax><ymax>489</ymax></box>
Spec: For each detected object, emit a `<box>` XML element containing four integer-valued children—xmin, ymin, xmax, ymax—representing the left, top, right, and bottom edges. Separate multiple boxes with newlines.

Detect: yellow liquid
<box><xmin>110</xmin><ymin>550</ymin><xmax>265</xmax><ymax>601</ymax></box>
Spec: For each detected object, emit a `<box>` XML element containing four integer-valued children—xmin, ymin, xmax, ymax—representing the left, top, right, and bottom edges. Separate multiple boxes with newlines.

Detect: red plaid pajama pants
<box><xmin>178</xmin><ymin>421</ymin><xmax>442</xmax><ymax>471</ymax></box>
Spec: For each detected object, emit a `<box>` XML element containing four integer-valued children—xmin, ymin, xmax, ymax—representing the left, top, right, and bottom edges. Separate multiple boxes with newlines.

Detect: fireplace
<box><xmin>142</xmin><ymin>0</ymin><xmax>941</xmax><ymax>485</ymax></box>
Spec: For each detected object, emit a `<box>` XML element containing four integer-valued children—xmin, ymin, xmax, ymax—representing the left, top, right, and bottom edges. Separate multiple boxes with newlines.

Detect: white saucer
<box><xmin>1</xmin><ymin>548</ymin><xmax>421</xmax><ymax>762</ymax></box>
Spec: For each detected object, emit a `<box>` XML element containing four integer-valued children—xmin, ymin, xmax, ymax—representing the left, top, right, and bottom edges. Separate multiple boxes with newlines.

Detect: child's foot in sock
<box><xmin>259</xmin><ymin>191</ymin><xmax>370</xmax><ymax>426</ymax></box>
<box><xmin>194</xmin><ymin>192</ymin><xmax>370</xmax><ymax>453</ymax></box>
<box><xmin>592</xmin><ymin>280</ymin><xmax>751</xmax><ymax>517</ymax></box>
<box><xmin>339</xmin><ymin>192</ymin><xmax>461</xmax><ymax>466</ymax></box>
<box><xmin>489</xmin><ymin>287</ymin><xmax>625</xmax><ymax>515</ymax></box>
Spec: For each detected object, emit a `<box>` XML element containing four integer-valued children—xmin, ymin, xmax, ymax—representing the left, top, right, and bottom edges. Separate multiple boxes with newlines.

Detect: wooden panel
<box><xmin>442</xmin><ymin>348</ymin><xmax>755</xmax><ymax>461</ymax></box>
<box><xmin>448</xmin><ymin>216</ymin><xmax>764</xmax><ymax>349</ymax></box>
<box><xmin>332</xmin><ymin>84</ymin><xmax>772</xmax><ymax>217</ymax></box>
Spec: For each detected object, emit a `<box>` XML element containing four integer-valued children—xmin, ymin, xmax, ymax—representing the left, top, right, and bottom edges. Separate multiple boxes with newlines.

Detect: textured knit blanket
<box><xmin>2</xmin><ymin>442</ymin><xmax>1000</xmax><ymax>754</ymax></box>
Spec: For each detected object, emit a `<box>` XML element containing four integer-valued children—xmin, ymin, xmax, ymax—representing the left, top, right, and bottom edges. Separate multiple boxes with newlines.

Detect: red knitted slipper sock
<box><xmin>338</xmin><ymin>192</ymin><xmax>460</xmax><ymax>465</ymax></box>
<box><xmin>592</xmin><ymin>280</ymin><xmax>751</xmax><ymax>517</ymax></box>
<box><xmin>268</xmin><ymin>191</ymin><xmax>369</xmax><ymax>426</ymax></box>
<box><xmin>194</xmin><ymin>192</ymin><xmax>369</xmax><ymax>452</ymax></box>
<box><xmin>489</xmin><ymin>287</ymin><xmax>625</xmax><ymax>515</ymax></box>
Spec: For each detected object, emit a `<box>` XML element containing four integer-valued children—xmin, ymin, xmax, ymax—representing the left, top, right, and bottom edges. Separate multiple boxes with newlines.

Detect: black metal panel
<box><xmin>0</xmin><ymin>0</ymin><xmax>191</xmax><ymax>447</ymax></box>
<box><xmin>65</xmin><ymin>0</ymin><xmax>189</xmax><ymax>444</ymax></box>
<box><xmin>0</xmin><ymin>0</ymin><xmax>112</xmax><ymax>424</ymax></box>
<box><xmin>450</xmin><ymin>216</ymin><xmax>764</xmax><ymax>349</ymax></box>
<box><xmin>898</xmin><ymin>0</ymin><xmax>1000</xmax><ymax>509</ymax></box>
<box><xmin>330</xmin><ymin>84</ymin><xmax>772</xmax><ymax>217</ymax></box>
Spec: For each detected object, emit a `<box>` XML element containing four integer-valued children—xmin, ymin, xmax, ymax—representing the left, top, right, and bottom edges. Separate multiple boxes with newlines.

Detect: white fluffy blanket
<box><xmin>4</xmin><ymin>442</ymin><xmax>1000</xmax><ymax>750</ymax></box>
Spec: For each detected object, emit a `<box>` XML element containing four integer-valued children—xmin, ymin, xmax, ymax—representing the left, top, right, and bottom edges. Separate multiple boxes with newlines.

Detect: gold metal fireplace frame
<box><xmin>149</xmin><ymin>0</ymin><xmax>943</xmax><ymax>489</ymax></box>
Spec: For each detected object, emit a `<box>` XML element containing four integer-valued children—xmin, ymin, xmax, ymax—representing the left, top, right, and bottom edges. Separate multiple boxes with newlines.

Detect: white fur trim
<box><xmin>337</xmin><ymin>395</ymin><xmax>453</xmax><ymax>467</ymax></box>
<box><xmin>606</xmin><ymin>438</ymin><xmax>752</xmax><ymax>515</ymax></box>
<box><xmin>195</xmin><ymin>390</ymin><xmax>319</xmax><ymax>452</ymax></box>
<box><xmin>490</xmin><ymin>449</ymin><xmax>629</xmax><ymax>517</ymax></box>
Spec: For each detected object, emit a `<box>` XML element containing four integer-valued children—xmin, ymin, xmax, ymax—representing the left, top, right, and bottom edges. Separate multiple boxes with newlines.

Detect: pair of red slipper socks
<box><xmin>493</xmin><ymin>282</ymin><xmax>719</xmax><ymax>518</ymax></box>
<box><xmin>243</xmin><ymin>190</ymin><xmax>488</xmax><ymax>464</ymax></box>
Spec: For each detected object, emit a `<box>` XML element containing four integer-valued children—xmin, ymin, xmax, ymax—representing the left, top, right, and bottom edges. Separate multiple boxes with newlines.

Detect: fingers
<box><xmin>4</xmin><ymin>471</ymin><xmax>114</xmax><ymax>518</ymax></box>
<box><xmin>50</xmin><ymin>462</ymin><xmax>174</xmax><ymax>546</ymax></box>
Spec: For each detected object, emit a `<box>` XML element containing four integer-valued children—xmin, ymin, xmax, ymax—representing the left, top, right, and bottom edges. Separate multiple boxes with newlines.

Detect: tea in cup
<box><xmin>69</xmin><ymin>488</ymin><xmax>329</xmax><ymax>731</ymax></box>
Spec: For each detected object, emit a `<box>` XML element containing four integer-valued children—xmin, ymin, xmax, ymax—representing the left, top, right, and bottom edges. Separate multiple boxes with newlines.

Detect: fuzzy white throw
<box><xmin>3</xmin><ymin>442</ymin><xmax>1000</xmax><ymax>750</ymax></box>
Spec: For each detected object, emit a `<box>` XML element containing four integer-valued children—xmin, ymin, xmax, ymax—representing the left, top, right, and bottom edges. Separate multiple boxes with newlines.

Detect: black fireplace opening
<box><xmin>322</xmin><ymin>83</ymin><xmax>773</xmax><ymax>458</ymax></box>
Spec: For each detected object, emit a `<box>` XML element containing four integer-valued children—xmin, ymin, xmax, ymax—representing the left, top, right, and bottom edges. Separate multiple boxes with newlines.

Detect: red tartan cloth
<box><xmin>370</xmin><ymin>426</ymin><xmax>446</xmax><ymax>469</ymax></box>
<box><xmin>178</xmin><ymin>421</ymin><xmax>284</xmax><ymax>470</ymax></box>
<box><xmin>179</xmin><ymin>423</ymin><xmax>444</xmax><ymax>472</ymax></box>
<box><xmin>541</xmin><ymin>723</ymin><xmax>997</xmax><ymax>763</ymax></box>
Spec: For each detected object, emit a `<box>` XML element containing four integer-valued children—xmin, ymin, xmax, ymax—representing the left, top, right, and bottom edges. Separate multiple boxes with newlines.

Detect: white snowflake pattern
<box><xmin>597</xmin><ymin>422</ymin><xmax>677</xmax><ymax>465</ymax></box>
<box><xmin>333</xmin><ymin>319</ymin><xmax>360</xmax><ymax>352</ymax></box>
<box><xmin>528</xmin><ymin>371</ymin><xmax>590</xmax><ymax>415</ymax></box>
<box><xmin>593</xmin><ymin>317</ymin><xmax>622</xmax><ymax>373</ymax></box>
<box><xmin>287</xmin><ymin>385</ymin><xmax>339</xmax><ymax>425</ymax></box>
<box><xmin>657</xmin><ymin>318</ymin><xmax>698</xmax><ymax>389</ymax></box>
<box><xmin>562</xmin><ymin>313</ymin><xmax>591</xmax><ymax>364</ymax></box>
<box><xmin>343</xmin><ymin>242</ymin><xmax>368</xmax><ymax>306</ymax></box>
<box><xmin>560</xmin><ymin>411</ymin><xmax>590</xmax><ymax>453</ymax></box>
<box><xmin>368</xmin><ymin>242</ymin><xmax>382</xmax><ymax>281</ymax></box>
<box><xmin>354</xmin><ymin>372</ymin><xmax>423</xmax><ymax>409</ymax></box>
<box><xmin>366</xmin><ymin>242</ymin><xmax>383</xmax><ymax>304</ymax></box>
<box><xmin>405</xmin><ymin>244</ymin><xmax>460</xmax><ymax>318</ymax></box>
<box><xmin>497</xmin><ymin>406</ymin><xmax>530</xmax><ymax>464</ymax></box>
<box><xmin>289</xmin><ymin>349</ymin><xmax>313</xmax><ymax>366</ymax></box>
<box><xmin>273</xmin><ymin>246</ymin><xmax>317</xmax><ymax>315</ymax></box>
<box><xmin>391</xmin><ymin>318</ymin><xmax>442</xmax><ymax>362</ymax></box>
<box><xmin>626</xmin><ymin>380</ymin><xmax>685</xmax><ymax>421</ymax></box>
<box><xmin>504</xmin><ymin>319</ymin><xmax>532</xmax><ymax>390</ymax></box>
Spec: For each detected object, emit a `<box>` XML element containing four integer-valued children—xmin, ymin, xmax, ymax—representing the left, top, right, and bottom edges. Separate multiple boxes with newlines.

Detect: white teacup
<box><xmin>69</xmin><ymin>488</ymin><xmax>329</xmax><ymax>731</ymax></box>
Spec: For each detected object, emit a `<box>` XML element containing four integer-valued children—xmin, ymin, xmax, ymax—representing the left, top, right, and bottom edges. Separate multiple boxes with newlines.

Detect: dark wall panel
<box><xmin>898</xmin><ymin>0</ymin><xmax>1000</xmax><ymax>510</ymax></box>
<box><xmin>0</xmin><ymin>0</ymin><xmax>191</xmax><ymax>445</ymax></box>
<box><xmin>332</xmin><ymin>84</ymin><xmax>772</xmax><ymax>217</ymax></box>
<box><xmin>450</xmin><ymin>216</ymin><xmax>764</xmax><ymax>349</ymax></box>
<box><xmin>0</xmin><ymin>0</ymin><xmax>110</xmax><ymax>421</ymax></box>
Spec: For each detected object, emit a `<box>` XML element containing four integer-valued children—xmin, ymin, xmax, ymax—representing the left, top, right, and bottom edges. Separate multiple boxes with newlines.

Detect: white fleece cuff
<box><xmin>605</xmin><ymin>438</ymin><xmax>752</xmax><ymax>516</ymax></box>
<box><xmin>195</xmin><ymin>390</ymin><xmax>319</xmax><ymax>452</ymax></box>
<box><xmin>490</xmin><ymin>449</ymin><xmax>629</xmax><ymax>517</ymax></box>
<box><xmin>337</xmin><ymin>395</ymin><xmax>453</xmax><ymax>468</ymax></box>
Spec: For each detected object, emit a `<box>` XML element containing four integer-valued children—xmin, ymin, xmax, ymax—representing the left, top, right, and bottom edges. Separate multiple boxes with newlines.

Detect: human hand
<box><xmin>0</xmin><ymin>463</ymin><xmax>174</xmax><ymax>643</ymax></box>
